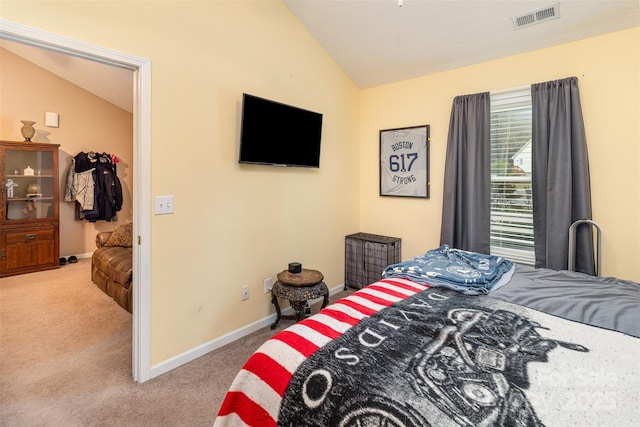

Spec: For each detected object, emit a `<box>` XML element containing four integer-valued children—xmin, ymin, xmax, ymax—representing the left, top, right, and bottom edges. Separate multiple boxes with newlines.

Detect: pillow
<box><xmin>104</xmin><ymin>222</ymin><xmax>133</xmax><ymax>247</ymax></box>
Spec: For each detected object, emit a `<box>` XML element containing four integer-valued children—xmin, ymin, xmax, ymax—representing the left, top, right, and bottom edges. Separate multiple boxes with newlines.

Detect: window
<box><xmin>490</xmin><ymin>88</ymin><xmax>535</xmax><ymax>265</ymax></box>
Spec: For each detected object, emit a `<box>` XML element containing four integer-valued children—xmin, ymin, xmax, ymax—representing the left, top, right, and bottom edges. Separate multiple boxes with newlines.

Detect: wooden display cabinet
<box><xmin>1</xmin><ymin>140</ymin><xmax>60</xmax><ymax>277</ymax></box>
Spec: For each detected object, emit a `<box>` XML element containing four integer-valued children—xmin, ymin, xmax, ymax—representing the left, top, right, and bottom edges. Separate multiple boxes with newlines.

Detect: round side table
<box><xmin>270</xmin><ymin>269</ymin><xmax>329</xmax><ymax>329</ymax></box>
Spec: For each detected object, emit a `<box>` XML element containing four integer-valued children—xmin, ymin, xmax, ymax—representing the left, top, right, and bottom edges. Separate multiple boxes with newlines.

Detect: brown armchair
<box><xmin>91</xmin><ymin>223</ymin><xmax>133</xmax><ymax>312</ymax></box>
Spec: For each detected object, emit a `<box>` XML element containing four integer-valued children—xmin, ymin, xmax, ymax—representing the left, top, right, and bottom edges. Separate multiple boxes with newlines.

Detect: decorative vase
<box><xmin>20</xmin><ymin>120</ymin><xmax>36</xmax><ymax>142</ymax></box>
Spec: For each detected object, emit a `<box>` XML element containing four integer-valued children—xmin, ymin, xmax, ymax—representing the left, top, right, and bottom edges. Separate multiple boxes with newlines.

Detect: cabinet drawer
<box><xmin>6</xmin><ymin>228</ymin><xmax>55</xmax><ymax>244</ymax></box>
<box><xmin>2</xmin><ymin>226</ymin><xmax>57</xmax><ymax>272</ymax></box>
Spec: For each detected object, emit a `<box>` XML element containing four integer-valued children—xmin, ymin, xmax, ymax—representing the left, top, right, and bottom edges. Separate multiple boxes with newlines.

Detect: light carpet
<box><xmin>1</xmin><ymin>258</ymin><xmax>344</xmax><ymax>426</ymax></box>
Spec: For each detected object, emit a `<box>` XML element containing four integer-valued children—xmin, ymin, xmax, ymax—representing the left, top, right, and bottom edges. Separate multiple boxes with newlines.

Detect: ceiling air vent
<box><xmin>512</xmin><ymin>2</ymin><xmax>560</xmax><ymax>30</ymax></box>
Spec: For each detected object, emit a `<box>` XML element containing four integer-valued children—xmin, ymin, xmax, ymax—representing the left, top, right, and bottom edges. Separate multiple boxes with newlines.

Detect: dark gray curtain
<box><xmin>440</xmin><ymin>92</ymin><xmax>491</xmax><ymax>253</ymax></box>
<box><xmin>531</xmin><ymin>77</ymin><xmax>595</xmax><ymax>274</ymax></box>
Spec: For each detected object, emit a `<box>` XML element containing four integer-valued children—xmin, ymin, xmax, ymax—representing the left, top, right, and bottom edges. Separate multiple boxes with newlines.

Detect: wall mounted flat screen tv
<box><xmin>239</xmin><ymin>93</ymin><xmax>323</xmax><ymax>168</ymax></box>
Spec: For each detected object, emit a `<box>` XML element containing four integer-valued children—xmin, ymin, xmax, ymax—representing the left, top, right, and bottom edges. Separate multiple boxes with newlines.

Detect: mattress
<box><xmin>214</xmin><ymin>263</ymin><xmax>640</xmax><ymax>426</ymax></box>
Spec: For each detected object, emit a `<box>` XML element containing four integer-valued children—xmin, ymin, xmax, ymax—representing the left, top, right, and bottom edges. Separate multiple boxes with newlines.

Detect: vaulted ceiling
<box><xmin>2</xmin><ymin>0</ymin><xmax>638</xmax><ymax>112</ymax></box>
<box><xmin>0</xmin><ymin>38</ymin><xmax>134</xmax><ymax>113</ymax></box>
<box><xmin>284</xmin><ymin>0</ymin><xmax>639</xmax><ymax>88</ymax></box>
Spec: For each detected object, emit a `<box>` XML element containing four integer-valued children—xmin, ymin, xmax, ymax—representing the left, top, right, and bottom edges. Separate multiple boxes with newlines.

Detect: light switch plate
<box><xmin>45</xmin><ymin>112</ymin><xmax>59</xmax><ymax>128</ymax></box>
<box><xmin>154</xmin><ymin>195</ymin><xmax>174</xmax><ymax>215</ymax></box>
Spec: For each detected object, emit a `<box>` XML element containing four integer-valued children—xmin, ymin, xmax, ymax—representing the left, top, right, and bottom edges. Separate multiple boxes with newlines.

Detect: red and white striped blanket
<box><xmin>215</xmin><ymin>278</ymin><xmax>427</xmax><ymax>426</ymax></box>
<box><xmin>214</xmin><ymin>278</ymin><xmax>639</xmax><ymax>427</ymax></box>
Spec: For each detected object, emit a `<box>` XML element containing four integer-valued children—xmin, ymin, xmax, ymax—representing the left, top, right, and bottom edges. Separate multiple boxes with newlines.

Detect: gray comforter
<box><xmin>490</xmin><ymin>264</ymin><xmax>640</xmax><ymax>338</ymax></box>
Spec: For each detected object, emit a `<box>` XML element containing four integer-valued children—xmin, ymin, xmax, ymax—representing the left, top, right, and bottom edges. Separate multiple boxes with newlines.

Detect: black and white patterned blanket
<box><xmin>215</xmin><ymin>278</ymin><xmax>639</xmax><ymax>426</ymax></box>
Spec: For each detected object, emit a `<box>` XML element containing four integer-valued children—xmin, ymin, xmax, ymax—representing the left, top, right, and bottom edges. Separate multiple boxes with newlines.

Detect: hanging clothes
<box><xmin>64</xmin><ymin>157</ymin><xmax>95</xmax><ymax>210</ymax></box>
<box><xmin>64</xmin><ymin>151</ymin><xmax>123</xmax><ymax>222</ymax></box>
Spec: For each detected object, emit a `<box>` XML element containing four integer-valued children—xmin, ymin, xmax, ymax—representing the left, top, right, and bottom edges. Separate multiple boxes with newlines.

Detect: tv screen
<box><xmin>239</xmin><ymin>93</ymin><xmax>323</xmax><ymax>168</ymax></box>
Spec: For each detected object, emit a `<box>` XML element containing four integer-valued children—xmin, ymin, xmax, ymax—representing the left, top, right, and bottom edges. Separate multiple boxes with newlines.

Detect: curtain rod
<box><xmin>490</xmin><ymin>84</ymin><xmax>530</xmax><ymax>95</ymax></box>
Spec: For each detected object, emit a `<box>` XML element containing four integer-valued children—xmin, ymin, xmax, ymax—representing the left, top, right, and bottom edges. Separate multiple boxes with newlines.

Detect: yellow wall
<box><xmin>0</xmin><ymin>0</ymin><xmax>361</xmax><ymax>364</ymax></box>
<box><xmin>0</xmin><ymin>47</ymin><xmax>134</xmax><ymax>256</ymax></box>
<box><xmin>1</xmin><ymin>0</ymin><xmax>638</xmax><ymax>371</ymax></box>
<box><xmin>360</xmin><ymin>27</ymin><xmax>640</xmax><ymax>281</ymax></box>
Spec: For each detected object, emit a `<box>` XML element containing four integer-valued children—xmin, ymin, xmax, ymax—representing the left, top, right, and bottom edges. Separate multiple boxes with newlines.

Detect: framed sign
<box><xmin>379</xmin><ymin>125</ymin><xmax>430</xmax><ymax>198</ymax></box>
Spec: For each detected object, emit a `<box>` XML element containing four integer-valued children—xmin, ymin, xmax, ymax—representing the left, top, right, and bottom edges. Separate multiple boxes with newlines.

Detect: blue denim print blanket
<box><xmin>382</xmin><ymin>244</ymin><xmax>514</xmax><ymax>295</ymax></box>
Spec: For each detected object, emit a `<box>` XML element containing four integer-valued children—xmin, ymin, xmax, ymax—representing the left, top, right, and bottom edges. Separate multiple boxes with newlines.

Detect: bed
<box><xmin>214</xmin><ymin>246</ymin><xmax>639</xmax><ymax>426</ymax></box>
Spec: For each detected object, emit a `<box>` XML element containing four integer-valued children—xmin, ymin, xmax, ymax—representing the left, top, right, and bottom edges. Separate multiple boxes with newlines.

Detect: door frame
<box><xmin>0</xmin><ymin>19</ymin><xmax>153</xmax><ymax>382</ymax></box>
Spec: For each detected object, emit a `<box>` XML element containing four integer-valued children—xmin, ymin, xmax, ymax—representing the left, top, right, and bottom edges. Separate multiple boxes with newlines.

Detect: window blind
<box><xmin>490</xmin><ymin>88</ymin><xmax>535</xmax><ymax>265</ymax></box>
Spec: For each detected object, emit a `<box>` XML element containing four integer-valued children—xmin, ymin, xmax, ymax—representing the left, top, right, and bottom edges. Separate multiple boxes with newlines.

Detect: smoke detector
<box><xmin>512</xmin><ymin>2</ymin><xmax>560</xmax><ymax>30</ymax></box>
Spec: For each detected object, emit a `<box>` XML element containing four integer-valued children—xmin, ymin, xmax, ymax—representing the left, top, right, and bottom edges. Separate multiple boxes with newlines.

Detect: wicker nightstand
<box><xmin>345</xmin><ymin>233</ymin><xmax>401</xmax><ymax>290</ymax></box>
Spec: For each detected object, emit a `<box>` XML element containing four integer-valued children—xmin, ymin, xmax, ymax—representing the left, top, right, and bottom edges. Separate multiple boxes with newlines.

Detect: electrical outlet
<box><xmin>241</xmin><ymin>285</ymin><xmax>250</xmax><ymax>301</ymax></box>
<box><xmin>264</xmin><ymin>277</ymin><xmax>272</xmax><ymax>294</ymax></box>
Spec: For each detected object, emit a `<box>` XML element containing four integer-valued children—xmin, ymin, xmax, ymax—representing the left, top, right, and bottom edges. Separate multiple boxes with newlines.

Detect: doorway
<box><xmin>0</xmin><ymin>19</ymin><xmax>152</xmax><ymax>382</ymax></box>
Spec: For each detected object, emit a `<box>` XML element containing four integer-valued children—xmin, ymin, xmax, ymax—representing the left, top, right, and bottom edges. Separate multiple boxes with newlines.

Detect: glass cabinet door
<box><xmin>4</xmin><ymin>149</ymin><xmax>56</xmax><ymax>221</ymax></box>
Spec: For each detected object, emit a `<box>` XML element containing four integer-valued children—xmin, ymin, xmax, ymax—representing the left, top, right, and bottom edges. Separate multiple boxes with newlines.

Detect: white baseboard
<box><xmin>149</xmin><ymin>283</ymin><xmax>346</xmax><ymax>379</ymax></box>
<box><xmin>60</xmin><ymin>252</ymin><xmax>93</xmax><ymax>260</ymax></box>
